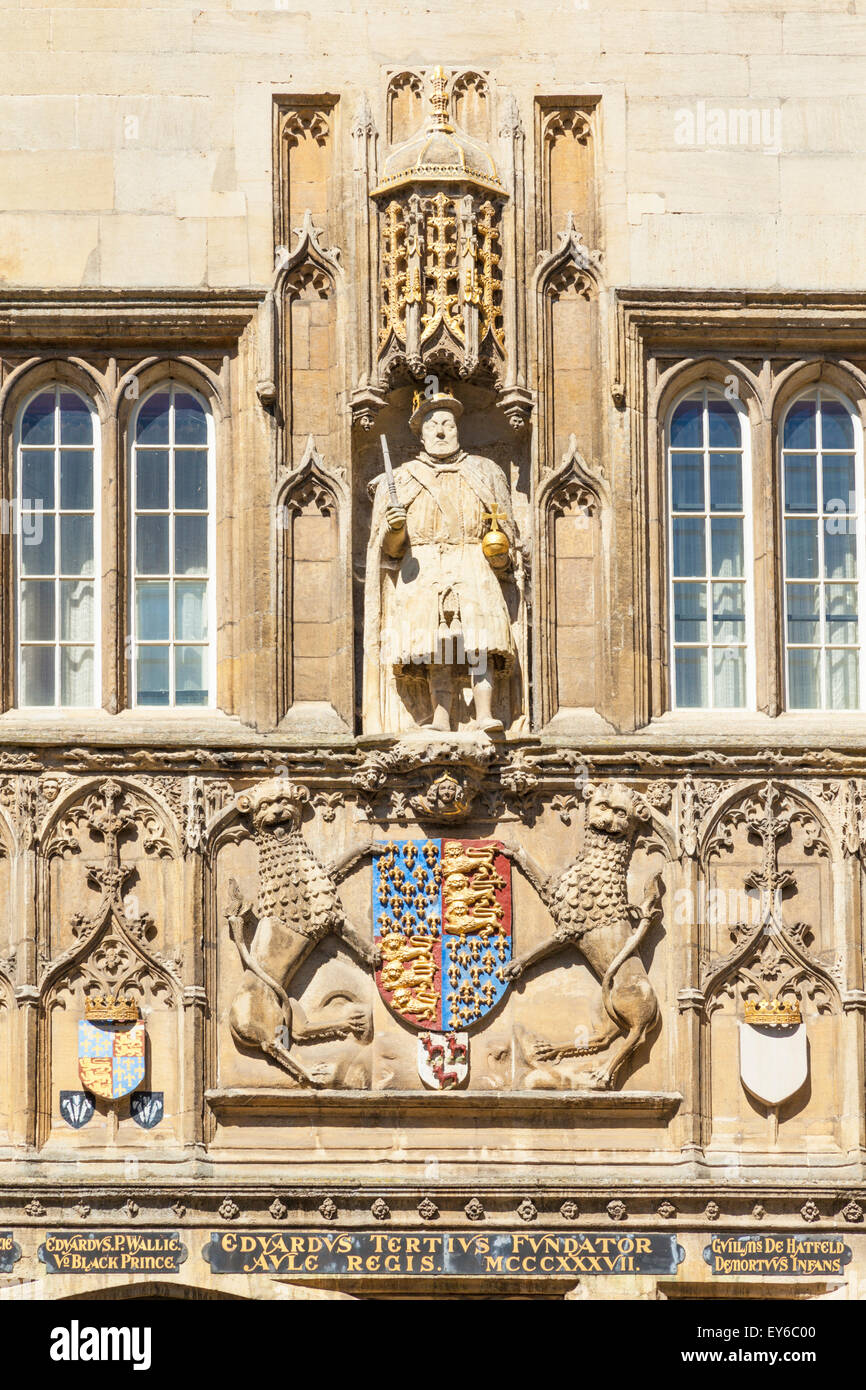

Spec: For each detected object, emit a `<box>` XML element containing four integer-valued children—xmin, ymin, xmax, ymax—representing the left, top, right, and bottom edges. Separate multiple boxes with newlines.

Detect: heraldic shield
<box><xmin>78</xmin><ymin>1015</ymin><xmax>146</xmax><ymax>1101</ymax></box>
<box><xmin>374</xmin><ymin>838</ymin><xmax>512</xmax><ymax>1032</ymax></box>
<box><xmin>739</xmin><ymin>1003</ymin><xmax>808</xmax><ymax>1109</ymax></box>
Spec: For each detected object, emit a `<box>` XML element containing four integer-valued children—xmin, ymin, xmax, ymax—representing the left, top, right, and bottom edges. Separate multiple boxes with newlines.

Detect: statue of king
<box><xmin>363</xmin><ymin>392</ymin><xmax>523</xmax><ymax>735</ymax></box>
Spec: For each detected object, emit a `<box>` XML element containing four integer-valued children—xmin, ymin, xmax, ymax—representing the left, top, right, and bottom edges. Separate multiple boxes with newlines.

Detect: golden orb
<box><xmin>481</xmin><ymin>526</ymin><xmax>509</xmax><ymax>562</ymax></box>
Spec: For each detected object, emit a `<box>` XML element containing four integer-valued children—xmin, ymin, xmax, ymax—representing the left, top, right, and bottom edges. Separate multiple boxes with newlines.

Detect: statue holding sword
<box><xmin>362</xmin><ymin>389</ymin><xmax>524</xmax><ymax>735</ymax></box>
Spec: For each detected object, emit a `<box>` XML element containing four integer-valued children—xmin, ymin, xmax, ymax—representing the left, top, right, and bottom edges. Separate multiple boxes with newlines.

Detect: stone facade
<box><xmin>0</xmin><ymin>0</ymin><xmax>865</xmax><ymax>1302</ymax></box>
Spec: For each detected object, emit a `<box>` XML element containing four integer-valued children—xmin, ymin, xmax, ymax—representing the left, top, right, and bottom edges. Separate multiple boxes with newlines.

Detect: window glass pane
<box><xmin>60</xmin><ymin>646</ymin><xmax>93</xmax><ymax>706</ymax></box>
<box><xmin>60</xmin><ymin>515</ymin><xmax>94</xmax><ymax>577</ymax></box>
<box><xmin>674</xmin><ymin>647</ymin><xmax>708</xmax><ymax>707</ymax></box>
<box><xmin>21</xmin><ymin>450</ymin><xmax>54</xmax><ymax>510</ymax></box>
<box><xmin>707</xmin><ymin>399</ymin><xmax>740</xmax><ymax>448</ymax></box>
<box><xmin>20</xmin><ymin>580</ymin><xmax>54</xmax><ymax>641</ymax></box>
<box><xmin>20</xmin><ymin>645</ymin><xmax>55</xmax><ymax>705</ymax></box>
<box><xmin>175</xmin><ymin>514</ymin><xmax>207</xmax><ymax>575</ymax></box>
<box><xmin>135</xmin><ymin>582</ymin><xmax>170</xmax><ymax>641</ymax></box>
<box><xmin>175</xmin><ymin>645</ymin><xmax>208</xmax><ymax>705</ymax></box>
<box><xmin>136</xmin><ymin>392</ymin><xmax>170</xmax><ymax>445</ymax></box>
<box><xmin>713</xmin><ymin>646</ymin><xmax>746</xmax><ymax>708</ymax></box>
<box><xmin>174</xmin><ymin>393</ymin><xmax>207</xmax><ymax>445</ymax></box>
<box><xmin>821</xmin><ymin>400</ymin><xmax>855</xmax><ymax>451</ymax></box>
<box><xmin>20</xmin><ymin>392</ymin><xmax>55</xmax><ymax>446</ymax></box>
<box><xmin>712</xmin><ymin>581</ymin><xmax>746</xmax><ymax>643</ymax></box>
<box><xmin>673</xmin><ymin>582</ymin><xmax>706</xmax><ymax>643</ymax></box>
<box><xmin>175</xmin><ymin>581</ymin><xmax>208</xmax><ymax>641</ymax></box>
<box><xmin>671</xmin><ymin>453</ymin><xmax>703</xmax><ymax>512</ymax></box>
<box><xmin>136</xmin><ymin>645</ymin><xmax>170</xmax><ymax>706</ymax></box>
<box><xmin>59</xmin><ymin>393</ymin><xmax>92</xmax><ymax>445</ymax></box>
<box><xmin>136</xmin><ymin>450</ymin><xmax>169</xmax><ymax>510</ymax></box>
<box><xmin>786</xmin><ymin>584</ymin><xmax>820</xmax><ymax>644</ymax></box>
<box><xmin>822</xmin><ymin>457</ymin><xmax>856</xmax><ymax>515</ymax></box>
<box><xmin>709</xmin><ymin>453</ymin><xmax>742</xmax><ymax>512</ymax></box>
<box><xmin>174</xmin><ymin>450</ymin><xmax>208</xmax><ymax>510</ymax></box>
<box><xmin>670</xmin><ymin>400</ymin><xmax>702</xmax><ymax>448</ymax></box>
<box><xmin>788</xmin><ymin>648</ymin><xmax>821</xmax><ymax>708</ymax></box>
<box><xmin>826</xmin><ymin>583</ymin><xmax>859</xmax><ymax>645</ymax></box>
<box><xmin>784</xmin><ymin>454</ymin><xmax>817</xmax><ymax>514</ymax></box>
<box><xmin>827</xmin><ymin>648</ymin><xmax>858</xmax><ymax>710</ymax></box>
<box><xmin>672</xmin><ymin>517</ymin><xmax>705</xmax><ymax>577</ymax></box>
<box><xmin>60</xmin><ymin>450</ymin><xmax>93</xmax><ymax>510</ymax></box>
<box><xmin>824</xmin><ymin>529</ymin><xmax>857</xmax><ymax>580</ymax></box>
<box><xmin>710</xmin><ymin>517</ymin><xmax>744</xmax><ymax>577</ymax></box>
<box><xmin>136</xmin><ymin>515</ymin><xmax>169</xmax><ymax>575</ymax></box>
<box><xmin>60</xmin><ymin>580</ymin><xmax>94</xmax><ymax>642</ymax></box>
<box><xmin>785</xmin><ymin>518</ymin><xmax>819</xmax><ymax>578</ymax></box>
<box><xmin>784</xmin><ymin>400</ymin><xmax>816</xmax><ymax>450</ymax></box>
<box><xmin>20</xmin><ymin>514</ymin><xmax>54</xmax><ymax>575</ymax></box>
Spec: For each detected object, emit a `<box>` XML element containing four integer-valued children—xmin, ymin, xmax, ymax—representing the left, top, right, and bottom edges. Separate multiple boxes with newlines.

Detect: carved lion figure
<box><xmin>226</xmin><ymin>779</ymin><xmax>378</xmax><ymax>1088</ymax></box>
<box><xmin>503</xmin><ymin>781</ymin><xmax>663</xmax><ymax>1090</ymax></box>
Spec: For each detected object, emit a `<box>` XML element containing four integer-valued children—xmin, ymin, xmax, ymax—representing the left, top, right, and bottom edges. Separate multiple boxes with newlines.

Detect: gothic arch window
<box><xmin>781</xmin><ymin>387</ymin><xmax>863</xmax><ymax>710</ymax></box>
<box><xmin>129</xmin><ymin>383</ymin><xmax>215</xmax><ymax>708</ymax></box>
<box><xmin>15</xmin><ymin>384</ymin><xmax>100</xmax><ymax>707</ymax></box>
<box><xmin>667</xmin><ymin>385</ymin><xmax>754</xmax><ymax>710</ymax></box>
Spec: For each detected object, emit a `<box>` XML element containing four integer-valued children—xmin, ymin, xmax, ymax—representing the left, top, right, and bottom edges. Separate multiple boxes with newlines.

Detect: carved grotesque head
<box><xmin>585</xmin><ymin>782</ymin><xmax>649</xmax><ymax>839</ymax></box>
<box><xmin>236</xmin><ymin>778</ymin><xmax>308</xmax><ymax>832</ymax></box>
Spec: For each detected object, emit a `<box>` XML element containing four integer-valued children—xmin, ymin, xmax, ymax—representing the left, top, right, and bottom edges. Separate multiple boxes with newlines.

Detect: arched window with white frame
<box><xmin>667</xmin><ymin>385</ymin><xmax>753</xmax><ymax>710</ymax></box>
<box><xmin>15</xmin><ymin>384</ymin><xmax>100</xmax><ymax>708</ymax></box>
<box><xmin>781</xmin><ymin>387</ymin><xmax>863</xmax><ymax>711</ymax></box>
<box><xmin>130</xmin><ymin>383</ymin><xmax>215</xmax><ymax>708</ymax></box>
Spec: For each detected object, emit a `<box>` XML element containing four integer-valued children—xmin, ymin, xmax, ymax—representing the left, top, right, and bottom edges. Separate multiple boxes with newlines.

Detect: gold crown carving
<box><xmin>744</xmin><ymin>997</ymin><xmax>802</xmax><ymax>1028</ymax></box>
<box><xmin>84</xmin><ymin>990</ymin><xmax>139</xmax><ymax>1024</ymax></box>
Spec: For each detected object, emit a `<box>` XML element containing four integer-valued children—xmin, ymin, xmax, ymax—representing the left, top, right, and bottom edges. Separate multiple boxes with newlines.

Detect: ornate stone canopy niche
<box><xmin>372</xmin><ymin>67</ymin><xmax>507</xmax><ymax>394</ymax></box>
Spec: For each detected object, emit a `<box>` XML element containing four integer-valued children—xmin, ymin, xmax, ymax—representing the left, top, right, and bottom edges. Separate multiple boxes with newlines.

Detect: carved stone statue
<box><xmin>503</xmin><ymin>782</ymin><xmax>663</xmax><ymax>1090</ymax></box>
<box><xmin>363</xmin><ymin>392</ymin><xmax>523</xmax><ymax>735</ymax></box>
<box><xmin>226</xmin><ymin>779</ymin><xmax>378</xmax><ymax>1087</ymax></box>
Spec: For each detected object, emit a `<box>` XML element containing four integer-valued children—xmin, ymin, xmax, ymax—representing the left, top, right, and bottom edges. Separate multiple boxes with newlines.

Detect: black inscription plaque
<box><xmin>203</xmin><ymin>1230</ymin><xmax>685</xmax><ymax>1277</ymax></box>
<box><xmin>39</xmin><ymin>1231</ymin><xmax>188</xmax><ymax>1275</ymax></box>
<box><xmin>703</xmin><ymin>1233</ymin><xmax>852</xmax><ymax>1277</ymax></box>
<box><xmin>0</xmin><ymin>1231</ymin><xmax>21</xmax><ymax>1272</ymax></box>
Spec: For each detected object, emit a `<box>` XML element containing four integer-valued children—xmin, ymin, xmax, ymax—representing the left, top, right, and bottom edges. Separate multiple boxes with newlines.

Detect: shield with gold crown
<box><xmin>78</xmin><ymin>992</ymin><xmax>146</xmax><ymax>1101</ymax></box>
<box><xmin>739</xmin><ymin>996</ymin><xmax>808</xmax><ymax>1109</ymax></box>
<box><xmin>373</xmin><ymin>839</ymin><xmax>511</xmax><ymax>1085</ymax></box>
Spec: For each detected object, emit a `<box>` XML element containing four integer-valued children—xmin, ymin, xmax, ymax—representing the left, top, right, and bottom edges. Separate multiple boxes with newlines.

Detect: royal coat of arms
<box><xmin>78</xmin><ymin>992</ymin><xmax>146</xmax><ymax>1101</ymax></box>
<box><xmin>373</xmin><ymin>839</ymin><xmax>511</xmax><ymax>1085</ymax></box>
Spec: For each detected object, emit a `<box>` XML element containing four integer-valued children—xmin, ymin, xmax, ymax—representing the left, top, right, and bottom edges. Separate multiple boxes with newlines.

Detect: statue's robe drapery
<box><xmin>363</xmin><ymin>450</ymin><xmax>526</xmax><ymax>733</ymax></box>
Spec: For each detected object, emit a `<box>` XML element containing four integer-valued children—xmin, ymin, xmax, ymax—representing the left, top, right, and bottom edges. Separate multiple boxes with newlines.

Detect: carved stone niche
<box><xmin>536</xmin><ymin>435</ymin><xmax>610</xmax><ymax>728</ymax></box>
<box><xmin>372</xmin><ymin>66</ymin><xmax>507</xmax><ymax>394</ymax></box>
<box><xmin>278</xmin><ymin>436</ymin><xmax>352</xmax><ymax>731</ymax></box>
<box><xmin>697</xmin><ymin>782</ymin><xmax>846</xmax><ymax>1153</ymax></box>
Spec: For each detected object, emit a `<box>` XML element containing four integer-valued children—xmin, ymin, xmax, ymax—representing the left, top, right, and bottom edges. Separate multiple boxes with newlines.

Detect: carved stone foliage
<box><xmin>700</xmin><ymin>782</ymin><xmax>840</xmax><ymax>1017</ymax></box>
<box><xmin>352</xmin><ymin>737</ymin><xmax>498</xmax><ymax>823</ymax></box>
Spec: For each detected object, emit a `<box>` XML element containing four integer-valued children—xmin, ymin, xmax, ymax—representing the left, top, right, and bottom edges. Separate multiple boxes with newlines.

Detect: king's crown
<box><xmin>744</xmin><ymin>997</ymin><xmax>801</xmax><ymax>1028</ymax></box>
<box><xmin>84</xmin><ymin>990</ymin><xmax>139</xmax><ymax>1024</ymax></box>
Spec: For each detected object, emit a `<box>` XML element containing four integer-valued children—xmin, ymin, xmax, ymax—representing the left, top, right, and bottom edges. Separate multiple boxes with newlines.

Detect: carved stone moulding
<box><xmin>0</xmin><ymin>1185</ymin><xmax>858</xmax><ymax>1232</ymax></box>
